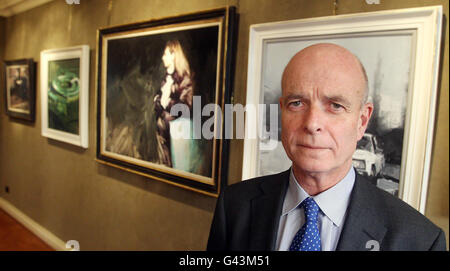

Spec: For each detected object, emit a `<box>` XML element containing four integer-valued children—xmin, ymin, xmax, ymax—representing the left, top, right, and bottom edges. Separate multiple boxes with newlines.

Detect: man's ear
<box><xmin>357</xmin><ymin>102</ymin><xmax>374</xmax><ymax>140</ymax></box>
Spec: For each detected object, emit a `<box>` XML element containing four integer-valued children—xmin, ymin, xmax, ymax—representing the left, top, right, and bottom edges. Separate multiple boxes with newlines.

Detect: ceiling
<box><xmin>0</xmin><ymin>0</ymin><xmax>54</xmax><ymax>17</ymax></box>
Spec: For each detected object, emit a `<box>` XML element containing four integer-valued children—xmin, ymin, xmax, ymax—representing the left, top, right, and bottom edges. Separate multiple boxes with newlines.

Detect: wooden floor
<box><xmin>0</xmin><ymin>208</ymin><xmax>54</xmax><ymax>251</ymax></box>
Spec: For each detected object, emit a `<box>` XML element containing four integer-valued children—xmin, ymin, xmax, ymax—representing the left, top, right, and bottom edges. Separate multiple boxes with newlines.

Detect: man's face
<box><xmin>280</xmin><ymin>46</ymin><xmax>372</xmax><ymax>177</ymax></box>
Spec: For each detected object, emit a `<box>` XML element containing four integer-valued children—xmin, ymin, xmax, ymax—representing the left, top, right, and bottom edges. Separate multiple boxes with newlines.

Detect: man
<box><xmin>207</xmin><ymin>43</ymin><xmax>446</xmax><ymax>251</ymax></box>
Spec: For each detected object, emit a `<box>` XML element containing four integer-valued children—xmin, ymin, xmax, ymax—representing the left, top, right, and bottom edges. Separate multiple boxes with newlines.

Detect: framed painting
<box><xmin>4</xmin><ymin>58</ymin><xmax>36</xmax><ymax>121</ymax></box>
<box><xmin>40</xmin><ymin>45</ymin><xmax>90</xmax><ymax>148</ymax></box>
<box><xmin>242</xmin><ymin>6</ymin><xmax>443</xmax><ymax>213</ymax></box>
<box><xmin>96</xmin><ymin>7</ymin><xmax>237</xmax><ymax>196</ymax></box>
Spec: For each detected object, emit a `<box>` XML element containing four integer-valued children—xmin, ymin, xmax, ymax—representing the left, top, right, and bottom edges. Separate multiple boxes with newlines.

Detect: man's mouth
<box><xmin>297</xmin><ymin>143</ymin><xmax>328</xmax><ymax>150</ymax></box>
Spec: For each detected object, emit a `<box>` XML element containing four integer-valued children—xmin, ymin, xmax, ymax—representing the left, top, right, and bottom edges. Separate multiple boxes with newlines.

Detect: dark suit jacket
<box><xmin>207</xmin><ymin>169</ymin><xmax>446</xmax><ymax>251</ymax></box>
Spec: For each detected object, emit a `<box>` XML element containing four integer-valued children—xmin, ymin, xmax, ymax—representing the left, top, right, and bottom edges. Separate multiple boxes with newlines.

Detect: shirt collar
<box><xmin>282</xmin><ymin>167</ymin><xmax>355</xmax><ymax>227</ymax></box>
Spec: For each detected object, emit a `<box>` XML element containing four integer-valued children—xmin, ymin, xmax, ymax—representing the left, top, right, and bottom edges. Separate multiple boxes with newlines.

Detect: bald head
<box><xmin>282</xmin><ymin>43</ymin><xmax>369</xmax><ymax>106</ymax></box>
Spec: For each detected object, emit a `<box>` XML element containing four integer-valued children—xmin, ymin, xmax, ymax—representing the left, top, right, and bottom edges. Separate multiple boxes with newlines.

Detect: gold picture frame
<box><xmin>96</xmin><ymin>7</ymin><xmax>237</xmax><ymax>197</ymax></box>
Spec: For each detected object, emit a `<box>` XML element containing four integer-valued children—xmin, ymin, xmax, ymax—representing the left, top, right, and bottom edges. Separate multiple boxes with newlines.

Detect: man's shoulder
<box><xmin>356</xmin><ymin>175</ymin><xmax>443</xmax><ymax>237</ymax></box>
<box><xmin>222</xmin><ymin>170</ymin><xmax>290</xmax><ymax>201</ymax></box>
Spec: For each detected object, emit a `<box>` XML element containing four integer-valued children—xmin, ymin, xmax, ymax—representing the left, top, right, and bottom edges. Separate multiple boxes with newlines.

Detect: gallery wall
<box><xmin>0</xmin><ymin>0</ymin><xmax>448</xmax><ymax>250</ymax></box>
<box><xmin>0</xmin><ymin>16</ymin><xmax>4</xmax><ymax>106</ymax></box>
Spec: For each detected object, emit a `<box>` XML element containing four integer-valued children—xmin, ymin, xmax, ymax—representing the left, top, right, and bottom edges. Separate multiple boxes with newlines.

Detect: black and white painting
<box><xmin>244</xmin><ymin>7</ymin><xmax>443</xmax><ymax>212</ymax></box>
<box><xmin>257</xmin><ymin>33</ymin><xmax>413</xmax><ymax>197</ymax></box>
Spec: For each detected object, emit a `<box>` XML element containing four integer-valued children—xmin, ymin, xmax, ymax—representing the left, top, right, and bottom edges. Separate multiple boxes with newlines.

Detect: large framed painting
<box><xmin>96</xmin><ymin>7</ymin><xmax>237</xmax><ymax>196</ymax></box>
<box><xmin>40</xmin><ymin>45</ymin><xmax>90</xmax><ymax>148</ymax></box>
<box><xmin>242</xmin><ymin>6</ymin><xmax>443</xmax><ymax>213</ymax></box>
<box><xmin>4</xmin><ymin>59</ymin><xmax>36</xmax><ymax>121</ymax></box>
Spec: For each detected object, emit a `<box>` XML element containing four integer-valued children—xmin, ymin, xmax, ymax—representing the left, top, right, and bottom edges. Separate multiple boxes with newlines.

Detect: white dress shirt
<box><xmin>276</xmin><ymin>167</ymin><xmax>356</xmax><ymax>251</ymax></box>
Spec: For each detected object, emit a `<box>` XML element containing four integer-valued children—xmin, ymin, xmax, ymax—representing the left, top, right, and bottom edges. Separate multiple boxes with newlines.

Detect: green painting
<box><xmin>47</xmin><ymin>58</ymin><xmax>80</xmax><ymax>135</ymax></box>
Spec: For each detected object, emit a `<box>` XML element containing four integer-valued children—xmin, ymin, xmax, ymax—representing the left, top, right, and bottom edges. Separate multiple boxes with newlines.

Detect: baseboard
<box><xmin>0</xmin><ymin>197</ymin><xmax>67</xmax><ymax>251</ymax></box>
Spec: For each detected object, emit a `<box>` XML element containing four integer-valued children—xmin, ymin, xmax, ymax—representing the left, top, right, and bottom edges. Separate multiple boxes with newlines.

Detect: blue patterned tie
<box><xmin>289</xmin><ymin>197</ymin><xmax>321</xmax><ymax>251</ymax></box>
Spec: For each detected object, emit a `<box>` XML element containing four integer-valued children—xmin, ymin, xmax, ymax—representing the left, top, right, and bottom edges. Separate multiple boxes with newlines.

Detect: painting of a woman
<box><xmin>153</xmin><ymin>40</ymin><xmax>193</xmax><ymax>167</ymax></box>
<box><xmin>100</xmin><ymin>19</ymin><xmax>226</xmax><ymax>193</ymax></box>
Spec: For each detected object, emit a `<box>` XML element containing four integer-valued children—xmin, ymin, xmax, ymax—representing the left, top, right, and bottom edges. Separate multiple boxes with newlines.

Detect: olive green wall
<box><xmin>0</xmin><ymin>0</ymin><xmax>448</xmax><ymax>250</ymax></box>
<box><xmin>0</xmin><ymin>16</ymin><xmax>4</xmax><ymax>101</ymax></box>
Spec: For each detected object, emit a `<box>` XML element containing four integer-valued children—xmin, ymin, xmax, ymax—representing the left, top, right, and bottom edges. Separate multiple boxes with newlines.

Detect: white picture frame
<box><xmin>242</xmin><ymin>6</ymin><xmax>443</xmax><ymax>213</ymax></box>
<box><xmin>40</xmin><ymin>45</ymin><xmax>90</xmax><ymax>148</ymax></box>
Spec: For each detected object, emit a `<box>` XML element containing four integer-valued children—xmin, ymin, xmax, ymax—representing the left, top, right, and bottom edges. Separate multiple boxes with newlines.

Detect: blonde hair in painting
<box><xmin>165</xmin><ymin>40</ymin><xmax>191</xmax><ymax>77</ymax></box>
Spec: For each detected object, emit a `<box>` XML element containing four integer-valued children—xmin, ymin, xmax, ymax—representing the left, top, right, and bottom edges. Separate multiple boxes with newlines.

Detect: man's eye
<box><xmin>289</xmin><ymin>101</ymin><xmax>302</xmax><ymax>107</ymax></box>
<box><xmin>330</xmin><ymin>102</ymin><xmax>344</xmax><ymax>111</ymax></box>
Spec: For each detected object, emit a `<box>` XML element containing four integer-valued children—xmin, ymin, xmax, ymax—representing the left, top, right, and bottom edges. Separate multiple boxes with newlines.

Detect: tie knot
<box><xmin>301</xmin><ymin>197</ymin><xmax>320</xmax><ymax>221</ymax></box>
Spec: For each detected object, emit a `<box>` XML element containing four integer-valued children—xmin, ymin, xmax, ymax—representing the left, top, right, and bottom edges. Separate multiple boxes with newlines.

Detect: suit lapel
<box><xmin>249</xmin><ymin>170</ymin><xmax>290</xmax><ymax>250</ymax></box>
<box><xmin>336</xmin><ymin>174</ymin><xmax>387</xmax><ymax>251</ymax></box>
<box><xmin>245</xmin><ymin>171</ymin><xmax>388</xmax><ymax>250</ymax></box>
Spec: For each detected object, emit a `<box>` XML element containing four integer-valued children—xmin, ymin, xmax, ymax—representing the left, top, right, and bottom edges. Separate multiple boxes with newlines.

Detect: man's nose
<box><xmin>302</xmin><ymin>105</ymin><xmax>324</xmax><ymax>134</ymax></box>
